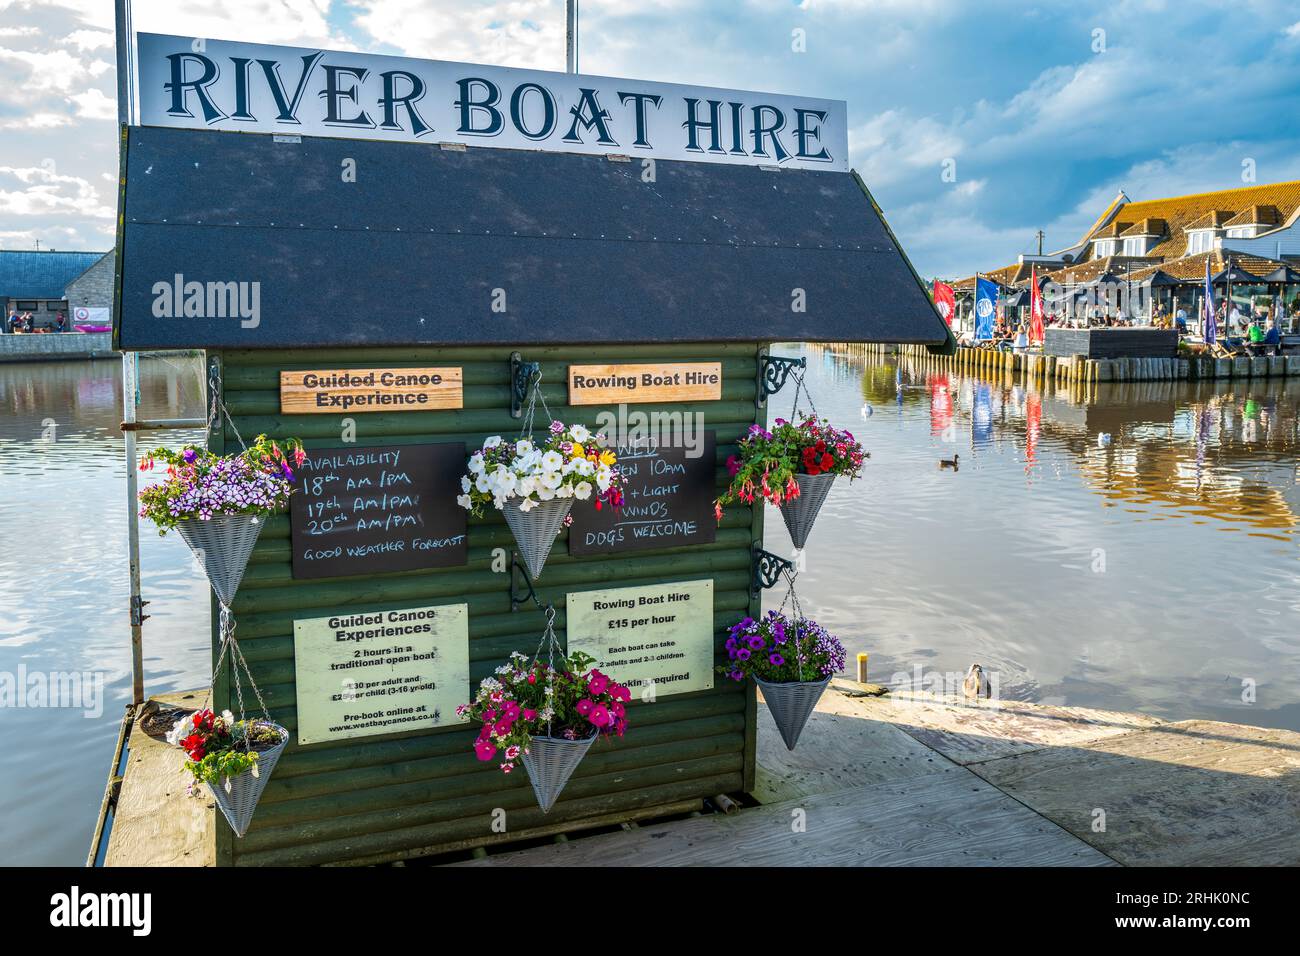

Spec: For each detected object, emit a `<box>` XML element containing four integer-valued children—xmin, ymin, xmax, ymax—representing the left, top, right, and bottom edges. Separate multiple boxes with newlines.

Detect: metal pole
<box><xmin>124</xmin><ymin>353</ymin><xmax>145</xmax><ymax>705</ymax></box>
<box><xmin>565</xmin><ymin>0</ymin><xmax>578</xmax><ymax>73</ymax></box>
<box><xmin>117</xmin><ymin>0</ymin><xmax>145</xmax><ymax>705</ymax></box>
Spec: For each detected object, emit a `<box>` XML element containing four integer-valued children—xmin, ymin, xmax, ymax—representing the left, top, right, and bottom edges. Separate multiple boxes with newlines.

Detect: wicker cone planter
<box><xmin>502</xmin><ymin>497</ymin><xmax>573</xmax><ymax>580</ymax></box>
<box><xmin>207</xmin><ymin>723</ymin><xmax>290</xmax><ymax>838</ymax></box>
<box><xmin>520</xmin><ymin>731</ymin><xmax>596</xmax><ymax>813</ymax></box>
<box><xmin>756</xmin><ymin>675</ymin><xmax>831</xmax><ymax>751</ymax></box>
<box><xmin>778</xmin><ymin>472</ymin><xmax>836</xmax><ymax>550</ymax></box>
<box><xmin>174</xmin><ymin>513</ymin><xmax>265</xmax><ymax>607</ymax></box>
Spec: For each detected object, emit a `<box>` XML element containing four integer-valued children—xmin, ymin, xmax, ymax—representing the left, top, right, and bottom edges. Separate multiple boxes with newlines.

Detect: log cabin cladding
<box><xmin>208</xmin><ymin>342</ymin><xmax>762</xmax><ymax>866</ymax></box>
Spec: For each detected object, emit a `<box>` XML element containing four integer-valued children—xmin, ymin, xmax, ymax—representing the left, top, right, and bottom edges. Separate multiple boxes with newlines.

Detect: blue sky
<box><xmin>4</xmin><ymin>0</ymin><xmax>1300</xmax><ymax>277</ymax></box>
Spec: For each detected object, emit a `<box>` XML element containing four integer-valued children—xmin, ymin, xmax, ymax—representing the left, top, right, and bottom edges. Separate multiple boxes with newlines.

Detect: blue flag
<box><xmin>975</xmin><ymin>277</ymin><xmax>998</xmax><ymax>341</ymax></box>
<box><xmin>1202</xmin><ymin>259</ymin><xmax>1216</xmax><ymax>346</ymax></box>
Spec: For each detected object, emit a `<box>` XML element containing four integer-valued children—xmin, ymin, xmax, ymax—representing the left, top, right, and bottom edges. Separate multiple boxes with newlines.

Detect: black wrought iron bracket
<box><xmin>757</xmin><ymin>353</ymin><xmax>806</xmax><ymax>406</ymax></box>
<box><xmin>751</xmin><ymin>544</ymin><xmax>795</xmax><ymax>598</ymax></box>
<box><xmin>510</xmin><ymin>554</ymin><xmax>537</xmax><ymax>612</ymax></box>
<box><xmin>510</xmin><ymin>352</ymin><xmax>541</xmax><ymax>419</ymax></box>
<box><xmin>206</xmin><ymin>354</ymin><xmax>223</xmax><ymax>446</ymax></box>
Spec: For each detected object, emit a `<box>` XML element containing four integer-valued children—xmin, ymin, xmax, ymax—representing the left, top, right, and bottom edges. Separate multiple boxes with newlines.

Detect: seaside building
<box><xmin>948</xmin><ymin>180</ymin><xmax>1300</xmax><ymax>331</ymax></box>
<box><xmin>0</xmin><ymin>250</ymin><xmax>106</xmax><ymax>329</ymax></box>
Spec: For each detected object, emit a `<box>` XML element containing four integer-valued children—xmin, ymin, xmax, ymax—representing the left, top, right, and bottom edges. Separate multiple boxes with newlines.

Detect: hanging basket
<box><xmin>175</xmin><ymin>513</ymin><xmax>265</xmax><ymax>607</ymax></box>
<box><xmin>206</xmin><ymin>722</ymin><xmax>290</xmax><ymax>838</ymax></box>
<box><xmin>502</xmin><ymin>497</ymin><xmax>573</xmax><ymax>580</ymax></box>
<box><xmin>778</xmin><ymin>472</ymin><xmax>836</xmax><ymax>550</ymax></box>
<box><xmin>756</xmin><ymin>675</ymin><xmax>831</xmax><ymax>751</ymax></box>
<box><xmin>520</xmin><ymin>730</ymin><xmax>596</xmax><ymax>813</ymax></box>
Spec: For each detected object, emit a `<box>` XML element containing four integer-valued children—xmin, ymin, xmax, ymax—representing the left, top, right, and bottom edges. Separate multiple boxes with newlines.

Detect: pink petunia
<box><xmin>475</xmin><ymin>740</ymin><xmax>497</xmax><ymax>761</ymax></box>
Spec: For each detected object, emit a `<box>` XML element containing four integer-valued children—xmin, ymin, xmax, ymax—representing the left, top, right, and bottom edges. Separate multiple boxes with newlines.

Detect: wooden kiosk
<box><xmin>112</xmin><ymin>34</ymin><xmax>952</xmax><ymax>865</ymax></box>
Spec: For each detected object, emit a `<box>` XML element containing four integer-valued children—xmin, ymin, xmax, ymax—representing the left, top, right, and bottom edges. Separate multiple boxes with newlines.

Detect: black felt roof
<box><xmin>116</xmin><ymin>125</ymin><xmax>950</xmax><ymax>350</ymax></box>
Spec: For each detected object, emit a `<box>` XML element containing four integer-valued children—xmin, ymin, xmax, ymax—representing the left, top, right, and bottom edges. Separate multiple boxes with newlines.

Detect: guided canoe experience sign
<box><xmin>135</xmin><ymin>34</ymin><xmax>847</xmax><ymax>170</ymax></box>
<box><xmin>281</xmin><ymin>367</ymin><xmax>463</xmax><ymax>414</ymax></box>
<box><xmin>566</xmin><ymin>580</ymin><xmax>715</xmax><ymax>698</ymax></box>
<box><xmin>290</xmin><ymin>443</ymin><xmax>467</xmax><ymax>579</ymax></box>
<box><xmin>569</xmin><ymin>432</ymin><xmax>717</xmax><ymax>555</ymax></box>
<box><xmin>293</xmin><ymin>602</ymin><xmax>470</xmax><ymax>745</ymax></box>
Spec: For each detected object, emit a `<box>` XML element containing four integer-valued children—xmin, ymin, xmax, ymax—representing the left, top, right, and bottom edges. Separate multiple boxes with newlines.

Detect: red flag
<box><xmin>933</xmin><ymin>280</ymin><xmax>955</xmax><ymax>326</ymax></box>
<box><xmin>1029</xmin><ymin>266</ymin><xmax>1045</xmax><ymax>344</ymax></box>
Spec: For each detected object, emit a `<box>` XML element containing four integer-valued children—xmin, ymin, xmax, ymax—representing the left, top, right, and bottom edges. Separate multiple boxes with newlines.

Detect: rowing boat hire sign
<box><xmin>281</xmin><ymin>367</ymin><xmax>463</xmax><ymax>413</ymax></box>
<box><xmin>568</xmin><ymin>363</ymin><xmax>722</xmax><ymax>405</ymax></box>
<box><xmin>134</xmin><ymin>33</ymin><xmax>847</xmax><ymax>170</ymax></box>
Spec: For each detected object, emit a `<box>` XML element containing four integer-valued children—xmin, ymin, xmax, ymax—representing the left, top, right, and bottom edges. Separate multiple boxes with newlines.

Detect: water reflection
<box><xmin>768</xmin><ymin>343</ymin><xmax>1300</xmax><ymax>731</ymax></box>
<box><xmin>0</xmin><ymin>355</ymin><xmax>210</xmax><ymax>866</ymax></box>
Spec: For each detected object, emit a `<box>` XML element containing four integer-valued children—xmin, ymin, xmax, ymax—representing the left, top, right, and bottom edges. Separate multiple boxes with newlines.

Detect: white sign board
<box><xmin>135</xmin><ymin>33</ymin><xmax>848</xmax><ymax>171</ymax></box>
<box><xmin>292</xmin><ymin>603</ymin><xmax>470</xmax><ymax>745</ymax></box>
<box><xmin>566</xmin><ymin>579</ymin><xmax>715</xmax><ymax>698</ymax></box>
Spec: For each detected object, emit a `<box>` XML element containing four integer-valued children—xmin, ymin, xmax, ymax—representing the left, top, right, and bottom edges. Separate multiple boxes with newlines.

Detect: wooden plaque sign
<box><xmin>290</xmin><ymin>443</ymin><xmax>468</xmax><ymax>579</ymax></box>
<box><xmin>281</xmin><ymin>367</ymin><xmax>463</xmax><ymax>413</ymax></box>
<box><xmin>568</xmin><ymin>432</ymin><xmax>717</xmax><ymax>555</ymax></box>
<box><xmin>568</xmin><ymin>362</ymin><xmax>721</xmax><ymax>405</ymax></box>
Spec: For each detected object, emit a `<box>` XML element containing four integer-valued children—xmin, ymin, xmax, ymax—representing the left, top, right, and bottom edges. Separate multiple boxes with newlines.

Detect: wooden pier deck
<box><xmin>102</xmin><ymin>685</ymin><xmax>1300</xmax><ymax>867</ymax></box>
<box><xmin>460</xmin><ymin>687</ymin><xmax>1300</xmax><ymax>868</ymax></box>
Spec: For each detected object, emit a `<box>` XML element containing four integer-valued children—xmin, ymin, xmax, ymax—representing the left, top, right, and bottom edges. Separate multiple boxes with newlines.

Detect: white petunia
<box><xmin>540</xmin><ymin>471</ymin><xmax>563</xmax><ymax>490</ymax></box>
<box><xmin>483</xmin><ymin>435</ymin><xmax>502</xmax><ymax>449</ymax></box>
<box><xmin>541</xmin><ymin>450</ymin><xmax>564</xmax><ymax>472</ymax></box>
<box><xmin>515</xmin><ymin>439</ymin><xmax>533</xmax><ymax>456</ymax></box>
<box><xmin>456</xmin><ymin>493</ymin><xmax>472</xmax><ymax>509</ymax></box>
<box><xmin>574</xmin><ymin>481</ymin><xmax>592</xmax><ymax>500</ymax></box>
<box><xmin>536</xmin><ymin>485</ymin><xmax>556</xmax><ymax>500</ymax></box>
<box><xmin>519</xmin><ymin>498</ymin><xmax>536</xmax><ymax>512</ymax></box>
<box><xmin>475</xmin><ymin>474</ymin><xmax>491</xmax><ymax>493</ymax></box>
<box><xmin>570</xmin><ymin>424</ymin><xmax>591</xmax><ymax>443</ymax></box>
<box><xmin>468</xmin><ymin>453</ymin><xmax>485</xmax><ymax>475</ymax></box>
<box><xmin>461</xmin><ymin>475</ymin><xmax>471</xmax><ymax>493</ymax></box>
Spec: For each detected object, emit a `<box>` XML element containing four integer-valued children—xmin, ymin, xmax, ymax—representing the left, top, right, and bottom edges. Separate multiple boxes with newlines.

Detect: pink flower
<box><xmin>505</xmin><ymin>745</ymin><xmax>521</xmax><ymax>760</ymax></box>
<box><xmin>493</xmin><ymin>718</ymin><xmax>513</xmax><ymax>735</ymax></box>
<box><xmin>612</xmin><ymin>685</ymin><xmax>631</xmax><ymax>703</ymax></box>
<box><xmin>500</xmin><ymin>762</ymin><xmax>513</xmax><ymax>774</ymax></box>
<box><xmin>588</xmin><ymin>673</ymin><xmax>610</xmax><ymax>696</ymax></box>
<box><xmin>588</xmin><ymin>704</ymin><xmax>611</xmax><ymax>727</ymax></box>
<box><xmin>726</xmin><ymin>454</ymin><xmax>740</xmax><ymax>477</ymax></box>
<box><xmin>483</xmin><ymin>709</ymin><xmax>497</xmax><ymax>722</ymax></box>
<box><xmin>523</xmin><ymin>708</ymin><xmax>537</xmax><ymax>721</ymax></box>
<box><xmin>576</xmin><ymin>699</ymin><xmax>594</xmax><ymax>717</ymax></box>
<box><xmin>475</xmin><ymin>740</ymin><xmax>497</xmax><ymax>761</ymax></box>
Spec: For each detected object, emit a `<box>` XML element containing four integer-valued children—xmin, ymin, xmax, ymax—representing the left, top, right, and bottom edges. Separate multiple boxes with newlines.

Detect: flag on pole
<box><xmin>1029</xmin><ymin>266</ymin><xmax>1045</xmax><ymax>345</ymax></box>
<box><xmin>1202</xmin><ymin>258</ymin><xmax>1217</xmax><ymax>346</ymax></box>
<box><xmin>933</xmin><ymin>280</ymin><xmax>955</xmax><ymax>326</ymax></box>
<box><xmin>974</xmin><ymin>276</ymin><xmax>998</xmax><ymax>341</ymax></box>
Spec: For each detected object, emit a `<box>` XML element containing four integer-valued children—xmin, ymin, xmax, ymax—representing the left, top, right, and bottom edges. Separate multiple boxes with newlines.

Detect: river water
<box><xmin>1</xmin><ymin>348</ymin><xmax>1298</xmax><ymax>865</ymax></box>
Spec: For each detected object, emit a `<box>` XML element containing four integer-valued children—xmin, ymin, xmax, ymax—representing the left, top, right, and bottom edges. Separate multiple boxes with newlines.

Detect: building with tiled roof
<box><xmin>1</xmin><ymin>249</ymin><xmax>108</xmax><ymax>329</ymax></box>
<box><xmin>952</xmin><ymin>179</ymin><xmax>1300</xmax><ymax>293</ymax></box>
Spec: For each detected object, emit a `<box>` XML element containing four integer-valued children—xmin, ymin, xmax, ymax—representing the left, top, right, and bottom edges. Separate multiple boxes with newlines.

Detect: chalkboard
<box><xmin>568</xmin><ymin>432</ymin><xmax>717</xmax><ymax>555</ymax></box>
<box><xmin>290</xmin><ymin>443</ymin><xmax>468</xmax><ymax>579</ymax></box>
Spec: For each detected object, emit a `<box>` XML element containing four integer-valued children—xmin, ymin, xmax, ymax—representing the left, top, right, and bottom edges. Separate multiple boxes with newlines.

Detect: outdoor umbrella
<box><xmin>1259</xmin><ymin>264</ymin><xmax>1300</xmax><ymax>284</ymax></box>
<box><xmin>1211</xmin><ymin>264</ymin><xmax>1259</xmax><ymax>284</ymax></box>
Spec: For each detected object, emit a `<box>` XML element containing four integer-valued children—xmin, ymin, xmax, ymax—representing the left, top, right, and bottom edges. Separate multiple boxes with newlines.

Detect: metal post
<box><xmin>565</xmin><ymin>0</ymin><xmax>578</xmax><ymax>73</ymax></box>
<box><xmin>123</xmin><ymin>353</ymin><xmax>144</xmax><ymax>705</ymax></box>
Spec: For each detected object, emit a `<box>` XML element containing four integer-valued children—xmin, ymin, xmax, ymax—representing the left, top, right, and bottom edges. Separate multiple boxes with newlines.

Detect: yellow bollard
<box><xmin>856</xmin><ymin>652</ymin><xmax>869</xmax><ymax>684</ymax></box>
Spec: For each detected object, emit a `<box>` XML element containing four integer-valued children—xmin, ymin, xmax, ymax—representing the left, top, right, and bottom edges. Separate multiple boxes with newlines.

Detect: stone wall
<box><xmin>0</xmin><ymin>332</ymin><xmax>115</xmax><ymax>363</ymax></box>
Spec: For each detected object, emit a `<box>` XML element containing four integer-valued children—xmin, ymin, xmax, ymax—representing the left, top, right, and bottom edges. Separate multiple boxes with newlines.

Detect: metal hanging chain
<box><xmin>202</xmin><ymin>602</ymin><xmax>274</xmax><ymax>748</ymax></box>
<box><xmin>518</xmin><ymin>368</ymin><xmax>556</xmax><ymax>441</ymax></box>
<box><xmin>206</xmin><ymin>379</ymin><xmax>250</xmax><ymax>453</ymax></box>
<box><xmin>788</xmin><ymin>368</ymin><xmax>823</xmax><ymax>424</ymax></box>
<box><xmin>527</xmin><ymin>603</ymin><xmax>562</xmax><ymax>739</ymax></box>
<box><xmin>776</xmin><ymin>567</ymin><xmax>809</xmax><ymax>682</ymax></box>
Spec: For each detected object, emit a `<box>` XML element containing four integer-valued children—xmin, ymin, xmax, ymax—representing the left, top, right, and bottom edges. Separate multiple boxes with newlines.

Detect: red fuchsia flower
<box><xmin>294</xmin><ymin>447</ymin><xmax>306</xmax><ymax>467</ymax></box>
<box><xmin>576</xmin><ymin>699</ymin><xmax>595</xmax><ymax>717</ymax></box>
<box><xmin>589</xmin><ymin>704</ymin><xmax>611</xmax><ymax>727</ymax></box>
<box><xmin>475</xmin><ymin>740</ymin><xmax>497</xmax><ymax>761</ymax></box>
<box><xmin>714</xmin><ymin>500</ymin><xmax>724</xmax><ymax>521</ymax></box>
<box><xmin>784</xmin><ymin>477</ymin><xmax>800</xmax><ymax>499</ymax></box>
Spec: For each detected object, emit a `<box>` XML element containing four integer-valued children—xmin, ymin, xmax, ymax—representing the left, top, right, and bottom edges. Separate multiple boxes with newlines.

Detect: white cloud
<box><xmin>61</xmin><ymin>29</ymin><xmax>113</xmax><ymax>52</ymax></box>
<box><xmin>68</xmin><ymin>87</ymin><xmax>115</xmax><ymax>120</ymax></box>
<box><xmin>0</xmin><ymin>165</ymin><xmax>114</xmax><ymax>220</ymax></box>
